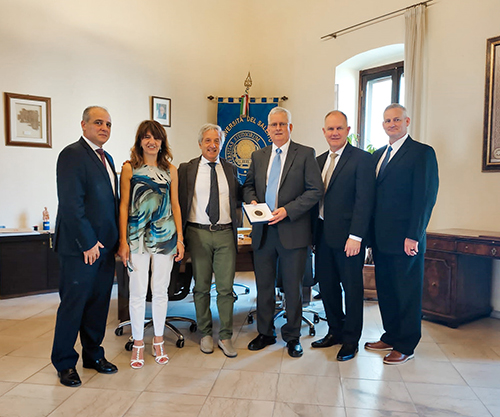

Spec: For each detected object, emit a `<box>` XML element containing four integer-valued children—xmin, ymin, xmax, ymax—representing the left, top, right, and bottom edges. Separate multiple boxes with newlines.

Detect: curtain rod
<box><xmin>320</xmin><ymin>0</ymin><xmax>433</xmax><ymax>40</ymax></box>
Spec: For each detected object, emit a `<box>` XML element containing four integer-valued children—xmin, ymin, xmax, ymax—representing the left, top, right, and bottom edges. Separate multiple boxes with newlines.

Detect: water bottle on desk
<box><xmin>42</xmin><ymin>207</ymin><xmax>50</xmax><ymax>231</ymax></box>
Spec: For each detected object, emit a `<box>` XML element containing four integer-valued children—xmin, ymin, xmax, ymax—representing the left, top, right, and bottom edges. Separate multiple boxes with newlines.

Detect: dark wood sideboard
<box><xmin>0</xmin><ymin>232</ymin><xmax>60</xmax><ymax>298</ymax></box>
<box><xmin>424</xmin><ymin>229</ymin><xmax>500</xmax><ymax>327</ymax></box>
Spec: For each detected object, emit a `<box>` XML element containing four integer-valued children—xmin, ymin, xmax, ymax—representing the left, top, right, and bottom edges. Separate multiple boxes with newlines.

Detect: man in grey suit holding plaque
<box><xmin>243</xmin><ymin>107</ymin><xmax>323</xmax><ymax>358</ymax></box>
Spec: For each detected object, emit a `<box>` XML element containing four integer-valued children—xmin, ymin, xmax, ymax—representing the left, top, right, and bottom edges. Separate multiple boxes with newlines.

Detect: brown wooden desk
<box><xmin>424</xmin><ymin>229</ymin><xmax>500</xmax><ymax>327</ymax></box>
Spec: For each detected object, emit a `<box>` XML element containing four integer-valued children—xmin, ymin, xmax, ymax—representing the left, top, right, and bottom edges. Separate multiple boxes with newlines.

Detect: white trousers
<box><xmin>129</xmin><ymin>252</ymin><xmax>173</xmax><ymax>340</ymax></box>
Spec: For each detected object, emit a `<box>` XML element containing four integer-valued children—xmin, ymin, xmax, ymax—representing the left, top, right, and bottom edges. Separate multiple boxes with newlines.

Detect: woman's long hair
<box><xmin>130</xmin><ymin>120</ymin><xmax>172</xmax><ymax>171</ymax></box>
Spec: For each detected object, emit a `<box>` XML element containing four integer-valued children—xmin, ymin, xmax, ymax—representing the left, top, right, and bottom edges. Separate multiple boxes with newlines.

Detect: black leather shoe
<box><xmin>311</xmin><ymin>334</ymin><xmax>342</xmax><ymax>348</ymax></box>
<box><xmin>58</xmin><ymin>368</ymin><xmax>81</xmax><ymax>387</ymax></box>
<box><xmin>337</xmin><ymin>343</ymin><xmax>358</xmax><ymax>361</ymax></box>
<box><xmin>83</xmin><ymin>358</ymin><xmax>118</xmax><ymax>374</ymax></box>
<box><xmin>287</xmin><ymin>339</ymin><xmax>303</xmax><ymax>358</ymax></box>
<box><xmin>248</xmin><ymin>334</ymin><xmax>276</xmax><ymax>351</ymax></box>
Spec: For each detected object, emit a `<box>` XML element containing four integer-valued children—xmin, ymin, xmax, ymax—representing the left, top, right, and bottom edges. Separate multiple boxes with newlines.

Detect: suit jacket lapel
<box><xmin>317</xmin><ymin>152</ymin><xmax>328</xmax><ymax>172</ymax></box>
<box><xmin>377</xmin><ymin>137</ymin><xmax>412</xmax><ymax>183</ymax></box>
<box><xmin>280</xmin><ymin>141</ymin><xmax>297</xmax><ymax>188</ymax></box>
<box><xmin>221</xmin><ymin>159</ymin><xmax>235</xmax><ymax>196</ymax></box>
<box><xmin>327</xmin><ymin>143</ymin><xmax>351</xmax><ymax>191</ymax></box>
<box><xmin>221</xmin><ymin>158</ymin><xmax>236</xmax><ymax>213</ymax></box>
<box><xmin>186</xmin><ymin>157</ymin><xmax>201</xmax><ymax>215</ymax></box>
<box><xmin>259</xmin><ymin>146</ymin><xmax>272</xmax><ymax>198</ymax></box>
<box><xmin>79</xmin><ymin>138</ymin><xmax>114</xmax><ymax>189</ymax></box>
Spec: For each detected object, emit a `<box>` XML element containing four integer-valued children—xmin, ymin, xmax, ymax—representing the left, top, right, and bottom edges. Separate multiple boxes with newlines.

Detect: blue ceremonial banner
<box><xmin>218</xmin><ymin>98</ymin><xmax>279</xmax><ymax>184</ymax></box>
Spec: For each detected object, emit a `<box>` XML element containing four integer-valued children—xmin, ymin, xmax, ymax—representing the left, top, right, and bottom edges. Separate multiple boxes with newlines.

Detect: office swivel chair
<box><xmin>114</xmin><ymin>260</ymin><xmax>197</xmax><ymax>349</ymax></box>
<box><xmin>247</xmin><ymin>248</ymin><xmax>321</xmax><ymax>336</ymax></box>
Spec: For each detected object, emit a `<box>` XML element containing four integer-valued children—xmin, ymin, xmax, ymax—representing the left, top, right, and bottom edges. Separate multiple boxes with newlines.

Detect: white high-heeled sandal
<box><xmin>152</xmin><ymin>339</ymin><xmax>169</xmax><ymax>365</ymax></box>
<box><xmin>130</xmin><ymin>344</ymin><xmax>145</xmax><ymax>369</ymax></box>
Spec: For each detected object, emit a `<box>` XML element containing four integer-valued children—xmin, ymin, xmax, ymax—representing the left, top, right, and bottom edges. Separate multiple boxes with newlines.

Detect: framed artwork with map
<box><xmin>483</xmin><ymin>35</ymin><xmax>500</xmax><ymax>171</ymax></box>
<box><xmin>4</xmin><ymin>93</ymin><xmax>52</xmax><ymax>148</ymax></box>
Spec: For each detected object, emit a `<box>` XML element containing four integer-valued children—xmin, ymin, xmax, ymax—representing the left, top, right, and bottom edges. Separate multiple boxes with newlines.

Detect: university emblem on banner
<box><xmin>210</xmin><ymin>72</ymin><xmax>287</xmax><ymax>183</ymax></box>
<box><xmin>224</xmin><ymin>126</ymin><xmax>269</xmax><ymax>175</ymax></box>
<box><xmin>218</xmin><ymin>101</ymin><xmax>279</xmax><ymax>184</ymax></box>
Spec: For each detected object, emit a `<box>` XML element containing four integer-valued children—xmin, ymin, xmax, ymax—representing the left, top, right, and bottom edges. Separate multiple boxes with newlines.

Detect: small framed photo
<box><xmin>4</xmin><ymin>92</ymin><xmax>52</xmax><ymax>148</ymax></box>
<box><xmin>152</xmin><ymin>96</ymin><xmax>171</xmax><ymax>127</ymax></box>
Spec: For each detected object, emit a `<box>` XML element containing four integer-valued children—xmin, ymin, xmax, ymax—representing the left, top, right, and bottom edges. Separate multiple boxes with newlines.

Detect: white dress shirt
<box><xmin>187</xmin><ymin>156</ymin><xmax>231</xmax><ymax>225</ymax></box>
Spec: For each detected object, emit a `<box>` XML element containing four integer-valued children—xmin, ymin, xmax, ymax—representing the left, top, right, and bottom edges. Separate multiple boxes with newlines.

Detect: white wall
<box><xmin>0</xmin><ymin>0</ymin><xmax>252</xmax><ymax>228</ymax></box>
<box><xmin>1</xmin><ymin>0</ymin><xmax>500</xmax><ymax>308</ymax></box>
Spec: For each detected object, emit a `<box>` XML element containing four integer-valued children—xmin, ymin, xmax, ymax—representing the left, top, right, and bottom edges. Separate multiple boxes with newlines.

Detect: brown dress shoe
<box><xmin>364</xmin><ymin>340</ymin><xmax>393</xmax><ymax>351</ymax></box>
<box><xmin>383</xmin><ymin>350</ymin><xmax>414</xmax><ymax>365</ymax></box>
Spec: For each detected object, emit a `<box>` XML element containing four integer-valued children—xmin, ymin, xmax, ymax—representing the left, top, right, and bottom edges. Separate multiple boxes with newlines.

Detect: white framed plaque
<box><xmin>243</xmin><ymin>203</ymin><xmax>273</xmax><ymax>224</ymax></box>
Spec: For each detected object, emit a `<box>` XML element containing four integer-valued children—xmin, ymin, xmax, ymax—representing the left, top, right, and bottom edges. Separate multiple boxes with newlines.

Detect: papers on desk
<box><xmin>243</xmin><ymin>203</ymin><xmax>273</xmax><ymax>224</ymax></box>
<box><xmin>0</xmin><ymin>228</ymin><xmax>40</xmax><ymax>237</ymax></box>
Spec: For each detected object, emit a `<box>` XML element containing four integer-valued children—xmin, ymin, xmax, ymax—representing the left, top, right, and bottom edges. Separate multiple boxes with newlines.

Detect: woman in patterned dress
<box><xmin>118</xmin><ymin>120</ymin><xmax>184</xmax><ymax>369</ymax></box>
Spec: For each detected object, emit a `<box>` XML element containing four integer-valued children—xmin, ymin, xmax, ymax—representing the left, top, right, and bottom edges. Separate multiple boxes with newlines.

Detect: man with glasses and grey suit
<box><xmin>243</xmin><ymin>107</ymin><xmax>323</xmax><ymax>358</ymax></box>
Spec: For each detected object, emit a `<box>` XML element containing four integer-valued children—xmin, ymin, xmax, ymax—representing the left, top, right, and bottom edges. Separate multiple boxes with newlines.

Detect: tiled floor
<box><xmin>1</xmin><ymin>271</ymin><xmax>500</xmax><ymax>416</ymax></box>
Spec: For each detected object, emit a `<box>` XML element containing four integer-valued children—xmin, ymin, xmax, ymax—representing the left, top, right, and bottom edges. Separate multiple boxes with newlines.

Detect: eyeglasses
<box><xmin>269</xmin><ymin>122</ymin><xmax>289</xmax><ymax>128</ymax></box>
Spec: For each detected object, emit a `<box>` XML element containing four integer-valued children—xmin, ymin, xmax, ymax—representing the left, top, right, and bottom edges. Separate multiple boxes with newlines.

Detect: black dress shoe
<box><xmin>83</xmin><ymin>358</ymin><xmax>118</xmax><ymax>374</ymax></box>
<box><xmin>311</xmin><ymin>334</ymin><xmax>342</xmax><ymax>348</ymax></box>
<box><xmin>248</xmin><ymin>334</ymin><xmax>276</xmax><ymax>351</ymax></box>
<box><xmin>58</xmin><ymin>368</ymin><xmax>81</xmax><ymax>387</ymax></box>
<box><xmin>286</xmin><ymin>339</ymin><xmax>303</xmax><ymax>358</ymax></box>
<box><xmin>336</xmin><ymin>343</ymin><xmax>358</xmax><ymax>361</ymax></box>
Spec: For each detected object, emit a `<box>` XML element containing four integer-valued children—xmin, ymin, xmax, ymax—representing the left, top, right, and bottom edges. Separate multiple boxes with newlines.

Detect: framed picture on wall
<box><xmin>152</xmin><ymin>96</ymin><xmax>171</xmax><ymax>127</ymax></box>
<box><xmin>4</xmin><ymin>92</ymin><xmax>52</xmax><ymax>148</ymax></box>
<box><xmin>483</xmin><ymin>35</ymin><xmax>500</xmax><ymax>171</ymax></box>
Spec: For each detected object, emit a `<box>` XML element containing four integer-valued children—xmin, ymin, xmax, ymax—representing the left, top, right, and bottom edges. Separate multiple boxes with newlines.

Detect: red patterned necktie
<box><xmin>96</xmin><ymin>148</ymin><xmax>106</xmax><ymax>166</ymax></box>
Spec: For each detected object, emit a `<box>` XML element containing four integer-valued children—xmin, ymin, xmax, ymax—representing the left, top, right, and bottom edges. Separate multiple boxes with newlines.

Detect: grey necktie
<box><xmin>320</xmin><ymin>153</ymin><xmax>337</xmax><ymax>218</ymax></box>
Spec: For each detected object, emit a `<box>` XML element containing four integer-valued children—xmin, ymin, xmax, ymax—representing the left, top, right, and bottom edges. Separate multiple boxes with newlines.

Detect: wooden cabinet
<box><xmin>423</xmin><ymin>229</ymin><xmax>499</xmax><ymax>327</ymax></box>
<box><xmin>0</xmin><ymin>233</ymin><xmax>59</xmax><ymax>298</ymax></box>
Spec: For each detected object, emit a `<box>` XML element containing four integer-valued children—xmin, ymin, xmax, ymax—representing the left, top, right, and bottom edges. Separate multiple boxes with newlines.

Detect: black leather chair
<box><xmin>114</xmin><ymin>260</ymin><xmax>197</xmax><ymax>349</ymax></box>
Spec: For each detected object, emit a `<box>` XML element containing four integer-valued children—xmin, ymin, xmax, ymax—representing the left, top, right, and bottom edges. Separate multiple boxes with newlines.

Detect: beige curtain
<box><xmin>404</xmin><ymin>4</ymin><xmax>427</xmax><ymax>141</ymax></box>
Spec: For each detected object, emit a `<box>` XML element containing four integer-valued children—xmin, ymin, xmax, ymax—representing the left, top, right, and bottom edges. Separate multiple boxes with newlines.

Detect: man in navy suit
<box><xmin>365</xmin><ymin>103</ymin><xmax>439</xmax><ymax>364</ymax></box>
<box><xmin>51</xmin><ymin>106</ymin><xmax>119</xmax><ymax>386</ymax></box>
<box><xmin>243</xmin><ymin>107</ymin><xmax>323</xmax><ymax>358</ymax></box>
<box><xmin>311</xmin><ymin>111</ymin><xmax>375</xmax><ymax>361</ymax></box>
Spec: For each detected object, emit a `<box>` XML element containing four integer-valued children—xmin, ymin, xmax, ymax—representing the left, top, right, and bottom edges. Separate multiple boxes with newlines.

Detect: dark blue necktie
<box><xmin>378</xmin><ymin>145</ymin><xmax>393</xmax><ymax>176</ymax></box>
<box><xmin>265</xmin><ymin>148</ymin><xmax>282</xmax><ymax>210</ymax></box>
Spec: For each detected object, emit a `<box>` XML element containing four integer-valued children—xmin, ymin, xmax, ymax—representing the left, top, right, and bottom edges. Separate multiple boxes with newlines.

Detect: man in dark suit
<box><xmin>178</xmin><ymin>123</ymin><xmax>241</xmax><ymax>358</ymax></box>
<box><xmin>365</xmin><ymin>103</ymin><xmax>439</xmax><ymax>364</ymax></box>
<box><xmin>51</xmin><ymin>106</ymin><xmax>119</xmax><ymax>387</ymax></box>
<box><xmin>311</xmin><ymin>111</ymin><xmax>375</xmax><ymax>361</ymax></box>
<box><xmin>243</xmin><ymin>107</ymin><xmax>323</xmax><ymax>358</ymax></box>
